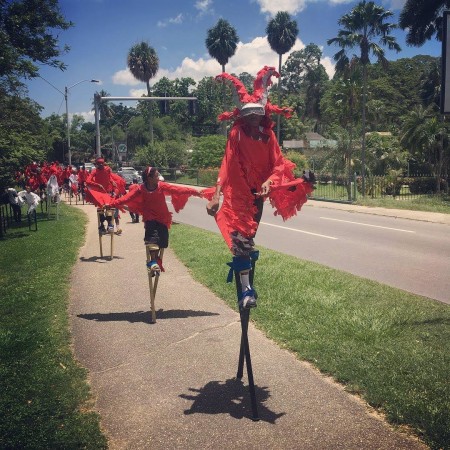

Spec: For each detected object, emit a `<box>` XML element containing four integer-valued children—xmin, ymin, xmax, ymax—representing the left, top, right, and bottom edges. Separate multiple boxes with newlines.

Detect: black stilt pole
<box><xmin>234</xmin><ymin>268</ymin><xmax>260</xmax><ymax>421</ymax></box>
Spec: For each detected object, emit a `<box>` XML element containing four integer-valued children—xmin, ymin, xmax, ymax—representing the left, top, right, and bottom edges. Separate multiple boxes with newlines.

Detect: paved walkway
<box><xmin>69</xmin><ymin>200</ymin><xmax>432</xmax><ymax>449</ymax></box>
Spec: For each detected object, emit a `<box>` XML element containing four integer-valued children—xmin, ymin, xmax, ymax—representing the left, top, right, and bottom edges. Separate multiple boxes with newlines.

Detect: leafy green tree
<box><xmin>0</xmin><ymin>0</ymin><xmax>72</xmax><ymax>91</ymax></box>
<box><xmin>327</xmin><ymin>0</ymin><xmax>401</xmax><ymax>195</ymax></box>
<box><xmin>401</xmin><ymin>106</ymin><xmax>449</xmax><ymax>189</ymax></box>
<box><xmin>282</xmin><ymin>44</ymin><xmax>329</xmax><ymax>123</ymax></box>
<box><xmin>365</xmin><ymin>132</ymin><xmax>408</xmax><ymax>175</ymax></box>
<box><xmin>190</xmin><ymin>77</ymin><xmax>225</xmax><ymax>137</ymax></box>
<box><xmin>190</xmin><ymin>135</ymin><xmax>227</xmax><ymax>169</ymax></box>
<box><xmin>321</xmin><ymin>61</ymin><xmax>363</xmax><ymax>198</ymax></box>
<box><xmin>238</xmin><ymin>72</ymin><xmax>255</xmax><ymax>94</ymax></box>
<box><xmin>127</xmin><ymin>41</ymin><xmax>159</xmax><ymax>144</ymax></box>
<box><xmin>399</xmin><ymin>0</ymin><xmax>450</xmax><ymax>46</ymax></box>
<box><xmin>266</xmin><ymin>11</ymin><xmax>298</xmax><ymax>141</ymax></box>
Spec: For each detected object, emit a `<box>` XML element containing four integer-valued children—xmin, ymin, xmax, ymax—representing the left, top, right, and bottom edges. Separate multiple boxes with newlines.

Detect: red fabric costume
<box><xmin>204</xmin><ymin>121</ymin><xmax>313</xmax><ymax>249</ymax></box>
<box><xmin>85</xmin><ymin>164</ymin><xmax>126</xmax><ymax>207</ymax></box>
<box><xmin>205</xmin><ymin>66</ymin><xmax>314</xmax><ymax>251</ymax></box>
<box><xmin>110</xmin><ymin>182</ymin><xmax>201</xmax><ymax>228</ymax></box>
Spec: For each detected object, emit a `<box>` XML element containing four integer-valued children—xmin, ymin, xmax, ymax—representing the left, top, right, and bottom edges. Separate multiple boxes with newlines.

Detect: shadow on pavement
<box><xmin>79</xmin><ymin>255</ymin><xmax>125</xmax><ymax>262</ymax></box>
<box><xmin>78</xmin><ymin>309</ymin><xmax>220</xmax><ymax>323</ymax></box>
<box><xmin>180</xmin><ymin>378</ymin><xmax>285</xmax><ymax>423</ymax></box>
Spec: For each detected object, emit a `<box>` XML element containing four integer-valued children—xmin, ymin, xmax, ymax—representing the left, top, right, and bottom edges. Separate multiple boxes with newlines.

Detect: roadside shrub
<box><xmin>198</xmin><ymin>168</ymin><xmax>218</xmax><ymax>186</ymax></box>
<box><xmin>409</xmin><ymin>177</ymin><xmax>446</xmax><ymax>194</ymax></box>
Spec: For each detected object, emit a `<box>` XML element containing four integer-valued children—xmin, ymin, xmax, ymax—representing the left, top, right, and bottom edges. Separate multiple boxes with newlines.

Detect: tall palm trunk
<box><xmin>347</xmin><ymin>122</ymin><xmax>354</xmax><ymax>201</ymax></box>
<box><xmin>146</xmin><ymin>80</ymin><xmax>154</xmax><ymax>145</ymax></box>
<box><xmin>277</xmin><ymin>54</ymin><xmax>282</xmax><ymax>143</ymax></box>
<box><xmin>221</xmin><ymin>64</ymin><xmax>227</xmax><ymax>136</ymax></box>
<box><xmin>361</xmin><ymin>64</ymin><xmax>367</xmax><ymax>195</ymax></box>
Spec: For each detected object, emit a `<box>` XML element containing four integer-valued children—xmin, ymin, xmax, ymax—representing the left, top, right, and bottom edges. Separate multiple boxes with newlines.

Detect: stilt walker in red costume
<box><xmin>85</xmin><ymin>157</ymin><xmax>126</xmax><ymax>259</ymax></box>
<box><xmin>205</xmin><ymin>65</ymin><xmax>315</xmax><ymax>421</ymax></box>
<box><xmin>110</xmin><ymin>166</ymin><xmax>203</xmax><ymax>323</ymax></box>
<box><xmin>205</xmin><ymin>66</ymin><xmax>315</xmax><ymax>310</ymax></box>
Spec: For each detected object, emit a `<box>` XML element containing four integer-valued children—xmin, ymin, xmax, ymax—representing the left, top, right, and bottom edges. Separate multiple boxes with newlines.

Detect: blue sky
<box><xmin>26</xmin><ymin>0</ymin><xmax>442</xmax><ymax>122</ymax></box>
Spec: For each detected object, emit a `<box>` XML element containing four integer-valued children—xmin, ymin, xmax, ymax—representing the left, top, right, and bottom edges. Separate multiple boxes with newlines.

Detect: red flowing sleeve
<box><xmin>160</xmin><ymin>182</ymin><xmax>201</xmax><ymax>212</ymax></box>
<box><xmin>110</xmin><ymin>185</ymin><xmax>142</xmax><ymax>214</ymax></box>
<box><xmin>268</xmin><ymin>178</ymin><xmax>314</xmax><ymax>220</ymax></box>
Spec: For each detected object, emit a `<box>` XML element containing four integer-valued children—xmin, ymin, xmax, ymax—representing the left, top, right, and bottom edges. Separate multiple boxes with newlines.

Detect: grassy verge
<box><xmin>354</xmin><ymin>194</ymin><xmax>450</xmax><ymax>214</ymax></box>
<box><xmin>170</xmin><ymin>223</ymin><xmax>450</xmax><ymax>450</ymax></box>
<box><xmin>0</xmin><ymin>205</ymin><xmax>107</xmax><ymax>449</ymax></box>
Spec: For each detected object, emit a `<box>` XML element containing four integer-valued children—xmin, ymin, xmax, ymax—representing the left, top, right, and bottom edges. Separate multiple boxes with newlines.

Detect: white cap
<box><xmin>240</xmin><ymin>102</ymin><xmax>265</xmax><ymax>117</ymax></box>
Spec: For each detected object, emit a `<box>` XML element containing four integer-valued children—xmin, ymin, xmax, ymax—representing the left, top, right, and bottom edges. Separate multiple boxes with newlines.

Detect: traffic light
<box><xmin>188</xmin><ymin>99</ymin><xmax>198</xmax><ymax>115</ymax></box>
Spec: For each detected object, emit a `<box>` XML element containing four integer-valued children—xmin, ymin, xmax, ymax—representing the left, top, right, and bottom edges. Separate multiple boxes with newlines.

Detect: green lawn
<box><xmin>170</xmin><ymin>223</ymin><xmax>450</xmax><ymax>450</ymax></box>
<box><xmin>1</xmin><ymin>204</ymin><xmax>449</xmax><ymax>449</ymax></box>
<box><xmin>0</xmin><ymin>205</ymin><xmax>107</xmax><ymax>449</ymax></box>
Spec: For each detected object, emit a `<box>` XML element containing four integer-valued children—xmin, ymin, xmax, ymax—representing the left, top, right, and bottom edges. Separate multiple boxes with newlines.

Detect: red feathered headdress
<box><xmin>216</xmin><ymin>66</ymin><xmax>293</xmax><ymax>121</ymax></box>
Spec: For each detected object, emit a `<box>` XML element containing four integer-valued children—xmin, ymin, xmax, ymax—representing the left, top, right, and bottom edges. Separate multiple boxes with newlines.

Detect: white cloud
<box><xmin>321</xmin><ymin>56</ymin><xmax>335</xmax><ymax>79</ymax></box>
<box><xmin>111</xmin><ymin>35</ymin><xmax>336</xmax><ymax>99</ymax></box>
<box><xmin>195</xmin><ymin>0</ymin><xmax>213</xmax><ymax>16</ymax></box>
<box><xmin>112</xmin><ymin>68</ymin><xmax>142</xmax><ymax>86</ymax></box>
<box><xmin>328</xmin><ymin>0</ymin><xmax>355</xmax><ymax>4</ymax></box>
<box><xmin>129</xmin><ymin>88</ymin><xmax>148</xmax><ymax>97</ymax></box>
<box><xmin>157</xmin><ymin>13</ymin><xmax>184</xmax><ymax>28</ymax></box>
<box><xmin>383</xmin><ymin>0</ymin><xmax>405</xmax><ymax>10</ymax></box>
<box><xmin>112</xmin><ymin>36</ymin><xmax>311</xmax><ymax>88</ymax></box>
<box><xmin>254</xmin><ymin>0</ymin><xmax>308</xmax><ymax>16</ymax></box>
<box><xmin>71</xmin><ymin>110</ymin><xmax>96</xmax><ymax>123</ymax></box>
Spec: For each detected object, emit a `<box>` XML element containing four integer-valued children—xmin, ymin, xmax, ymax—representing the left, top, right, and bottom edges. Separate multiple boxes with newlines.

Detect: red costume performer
<box><xmin>110</xmin><ymin>166</ymin><xmax>201</xmax><ymax>240</ymax></box>
<box><xmin>85</xmin><ymin>158</ymin><xmax>126</xmax><ymax>207</ymax></box>
<box><xmin>85</xmin><ymin>157</ymin><xmax>126</xmax><ymax>233</ymax></box>
<box><xmin>205</xmin><ymin>66</ymin><xmax>315</xmax><ymax>309</ymax></box>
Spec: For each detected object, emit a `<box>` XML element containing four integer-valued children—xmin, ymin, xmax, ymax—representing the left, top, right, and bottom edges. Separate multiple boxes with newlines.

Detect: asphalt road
<box><xmin>173</xmin><ymin>197</ymin><xmax>450</xmax><ymax>304</ymax></box>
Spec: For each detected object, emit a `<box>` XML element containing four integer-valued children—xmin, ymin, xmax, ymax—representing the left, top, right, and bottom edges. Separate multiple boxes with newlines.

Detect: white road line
<box><xmin>320</xmin><ymin>217</ymin><xmax>415</xmax><ymax>233</ymax></box>
<box><xmin>260</xmin><ymin>221</ymin><xmax>338</xmax><ymax>240</ymax></box>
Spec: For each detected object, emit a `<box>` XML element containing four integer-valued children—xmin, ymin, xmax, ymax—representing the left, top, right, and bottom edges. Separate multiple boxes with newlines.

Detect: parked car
<box><xmin>118</xmin><ymin>168</ymin><xmax>142</xmax><ymax>188</ymax></box>
<box><xmin>82</xmin><ymin>162</ymin><xmax>95</xmax><ymax>173</ymax></box>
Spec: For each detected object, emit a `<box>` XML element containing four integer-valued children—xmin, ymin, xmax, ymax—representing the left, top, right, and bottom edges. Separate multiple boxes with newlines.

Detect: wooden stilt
<box><xmin>145</xmin><ymin>244</ymin><xmax>163</xmax><ymax>323</ymax></box>
<box><xmin>97</xmin><ymin>207</ymin><xmax>115</xmax><ymax>259</ymax></box>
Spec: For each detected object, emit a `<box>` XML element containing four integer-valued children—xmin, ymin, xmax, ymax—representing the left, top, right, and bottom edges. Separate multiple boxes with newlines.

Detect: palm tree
<box><xmin>206</xmin><ymin>19</ymin><xmax>239</xmax><ymax>135</ymax></box>
<box><xmin>266</xmin><ymin>11</ymin><xmax>298</xmax><ymax>142</ymax></box>
<box><xmin>399</xmin><ymin>0</ymin><xmax>449</xmax><ymax>46</ymax></box>
<box><xmin>401</xmin><ymin>106</ymin><xmax>448</xmax><ymax>192</ymax></box>
<box><xmin>94</xmin><ymin>89</ymin><xmax>114</xmax><ymax>125</ymax></box>
<box><xmin>205</xmin><ymin>19</ymin><xmax>239</xmax><ymax>73</ymax></box>
<box><xmin>327</xmin><ymin>0</ymin><xmax>400</xmax><ymax>195</ymax></box>
<box><xmin>127</xmin><ymin>42</ymin><xmax>159</xmax><ymax>144</ymax></box>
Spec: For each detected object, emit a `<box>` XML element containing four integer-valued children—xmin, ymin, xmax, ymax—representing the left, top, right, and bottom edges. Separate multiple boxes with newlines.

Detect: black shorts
<box><xmin>144</xmin><ymin>220</ymin><xmax>169</xmax><ymax>248</ymax></box>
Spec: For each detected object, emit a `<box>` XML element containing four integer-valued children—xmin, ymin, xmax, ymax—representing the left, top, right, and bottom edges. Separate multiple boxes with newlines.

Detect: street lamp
<box><xmin>65</xmin><ymin>79</ymin><xmax>99</xmax><ymax>166</ymax></box>
<box><xmin>37</xmin><ymin>76</ymin><xmax>99</xmax><ymax>165</ymax></box>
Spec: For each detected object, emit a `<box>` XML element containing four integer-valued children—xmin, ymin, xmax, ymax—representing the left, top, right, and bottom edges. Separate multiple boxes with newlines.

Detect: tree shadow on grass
<box><xmin>180</xmin><ymin>378</ymin><xmax>285</xmax><ymax>423</ymax></box>
<box><xmin>78</xmin><ymin>309</ymin><xmax>219</xmax><ymax>324</ymax></box>
<box><xmin>0</xmin><ymin>231</ymin><xmax>31</xmax><ymax>240</ymax></box>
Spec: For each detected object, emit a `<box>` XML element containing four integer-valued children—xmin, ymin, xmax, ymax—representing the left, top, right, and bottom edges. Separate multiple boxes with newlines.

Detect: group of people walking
<box><xmin>85</xmin><ymin>66</ymin><xmax>315</xmax><ymax>310</ymax></box>
<box><xmin>5</xmin><ymin>66</ymin><xmax>315</xmax><ymax>311</ymax></box>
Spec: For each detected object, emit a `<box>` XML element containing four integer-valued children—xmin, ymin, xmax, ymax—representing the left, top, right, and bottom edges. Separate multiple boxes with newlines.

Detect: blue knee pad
<box><xmin>226</xmin><ymin>256</ymin><xmax>252</xmax><ymax>283</ymax></box>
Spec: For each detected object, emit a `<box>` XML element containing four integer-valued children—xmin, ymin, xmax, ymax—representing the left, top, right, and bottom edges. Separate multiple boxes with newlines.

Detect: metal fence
<box><xmin>157</xmin><ymin>168</ymin><xmax>449</xmax><ymax>203</ymax></box>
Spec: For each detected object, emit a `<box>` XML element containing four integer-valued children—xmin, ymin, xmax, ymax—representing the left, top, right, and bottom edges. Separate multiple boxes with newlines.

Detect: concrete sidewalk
<box><xmin>69</xmin><ymin>201</ymin><xmax>428</xmax><ymax>450</ymax></box>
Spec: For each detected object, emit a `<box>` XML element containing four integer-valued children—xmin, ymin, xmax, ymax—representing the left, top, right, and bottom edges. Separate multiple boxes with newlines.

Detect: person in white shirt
<box><xmin>6</xmin><ymin>187</ymin><xmax>23</xmax><ymax>223</ymax></box>
<box><xmin>18</xmin><ymin>185</ymin><xmax>41</xmax><ymax>216</ymax></box>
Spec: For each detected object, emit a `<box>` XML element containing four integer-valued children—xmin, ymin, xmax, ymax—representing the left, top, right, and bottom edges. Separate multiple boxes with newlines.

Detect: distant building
<box><xmin>283</xmin><ymin>132</ymin><xmax>337</xmax><ymax>158</ymax></box>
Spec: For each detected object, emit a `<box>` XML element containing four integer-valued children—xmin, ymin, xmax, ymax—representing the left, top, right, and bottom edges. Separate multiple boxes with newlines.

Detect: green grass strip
<box><xmin>170</xmin><ymin>223</ymin><xmax>450</xmax><ymax>450</ymax></box>
<box><xmin>0</xmin><ymin>205</ymin><xmax>107</xmax><ymax>449</ymax></box>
